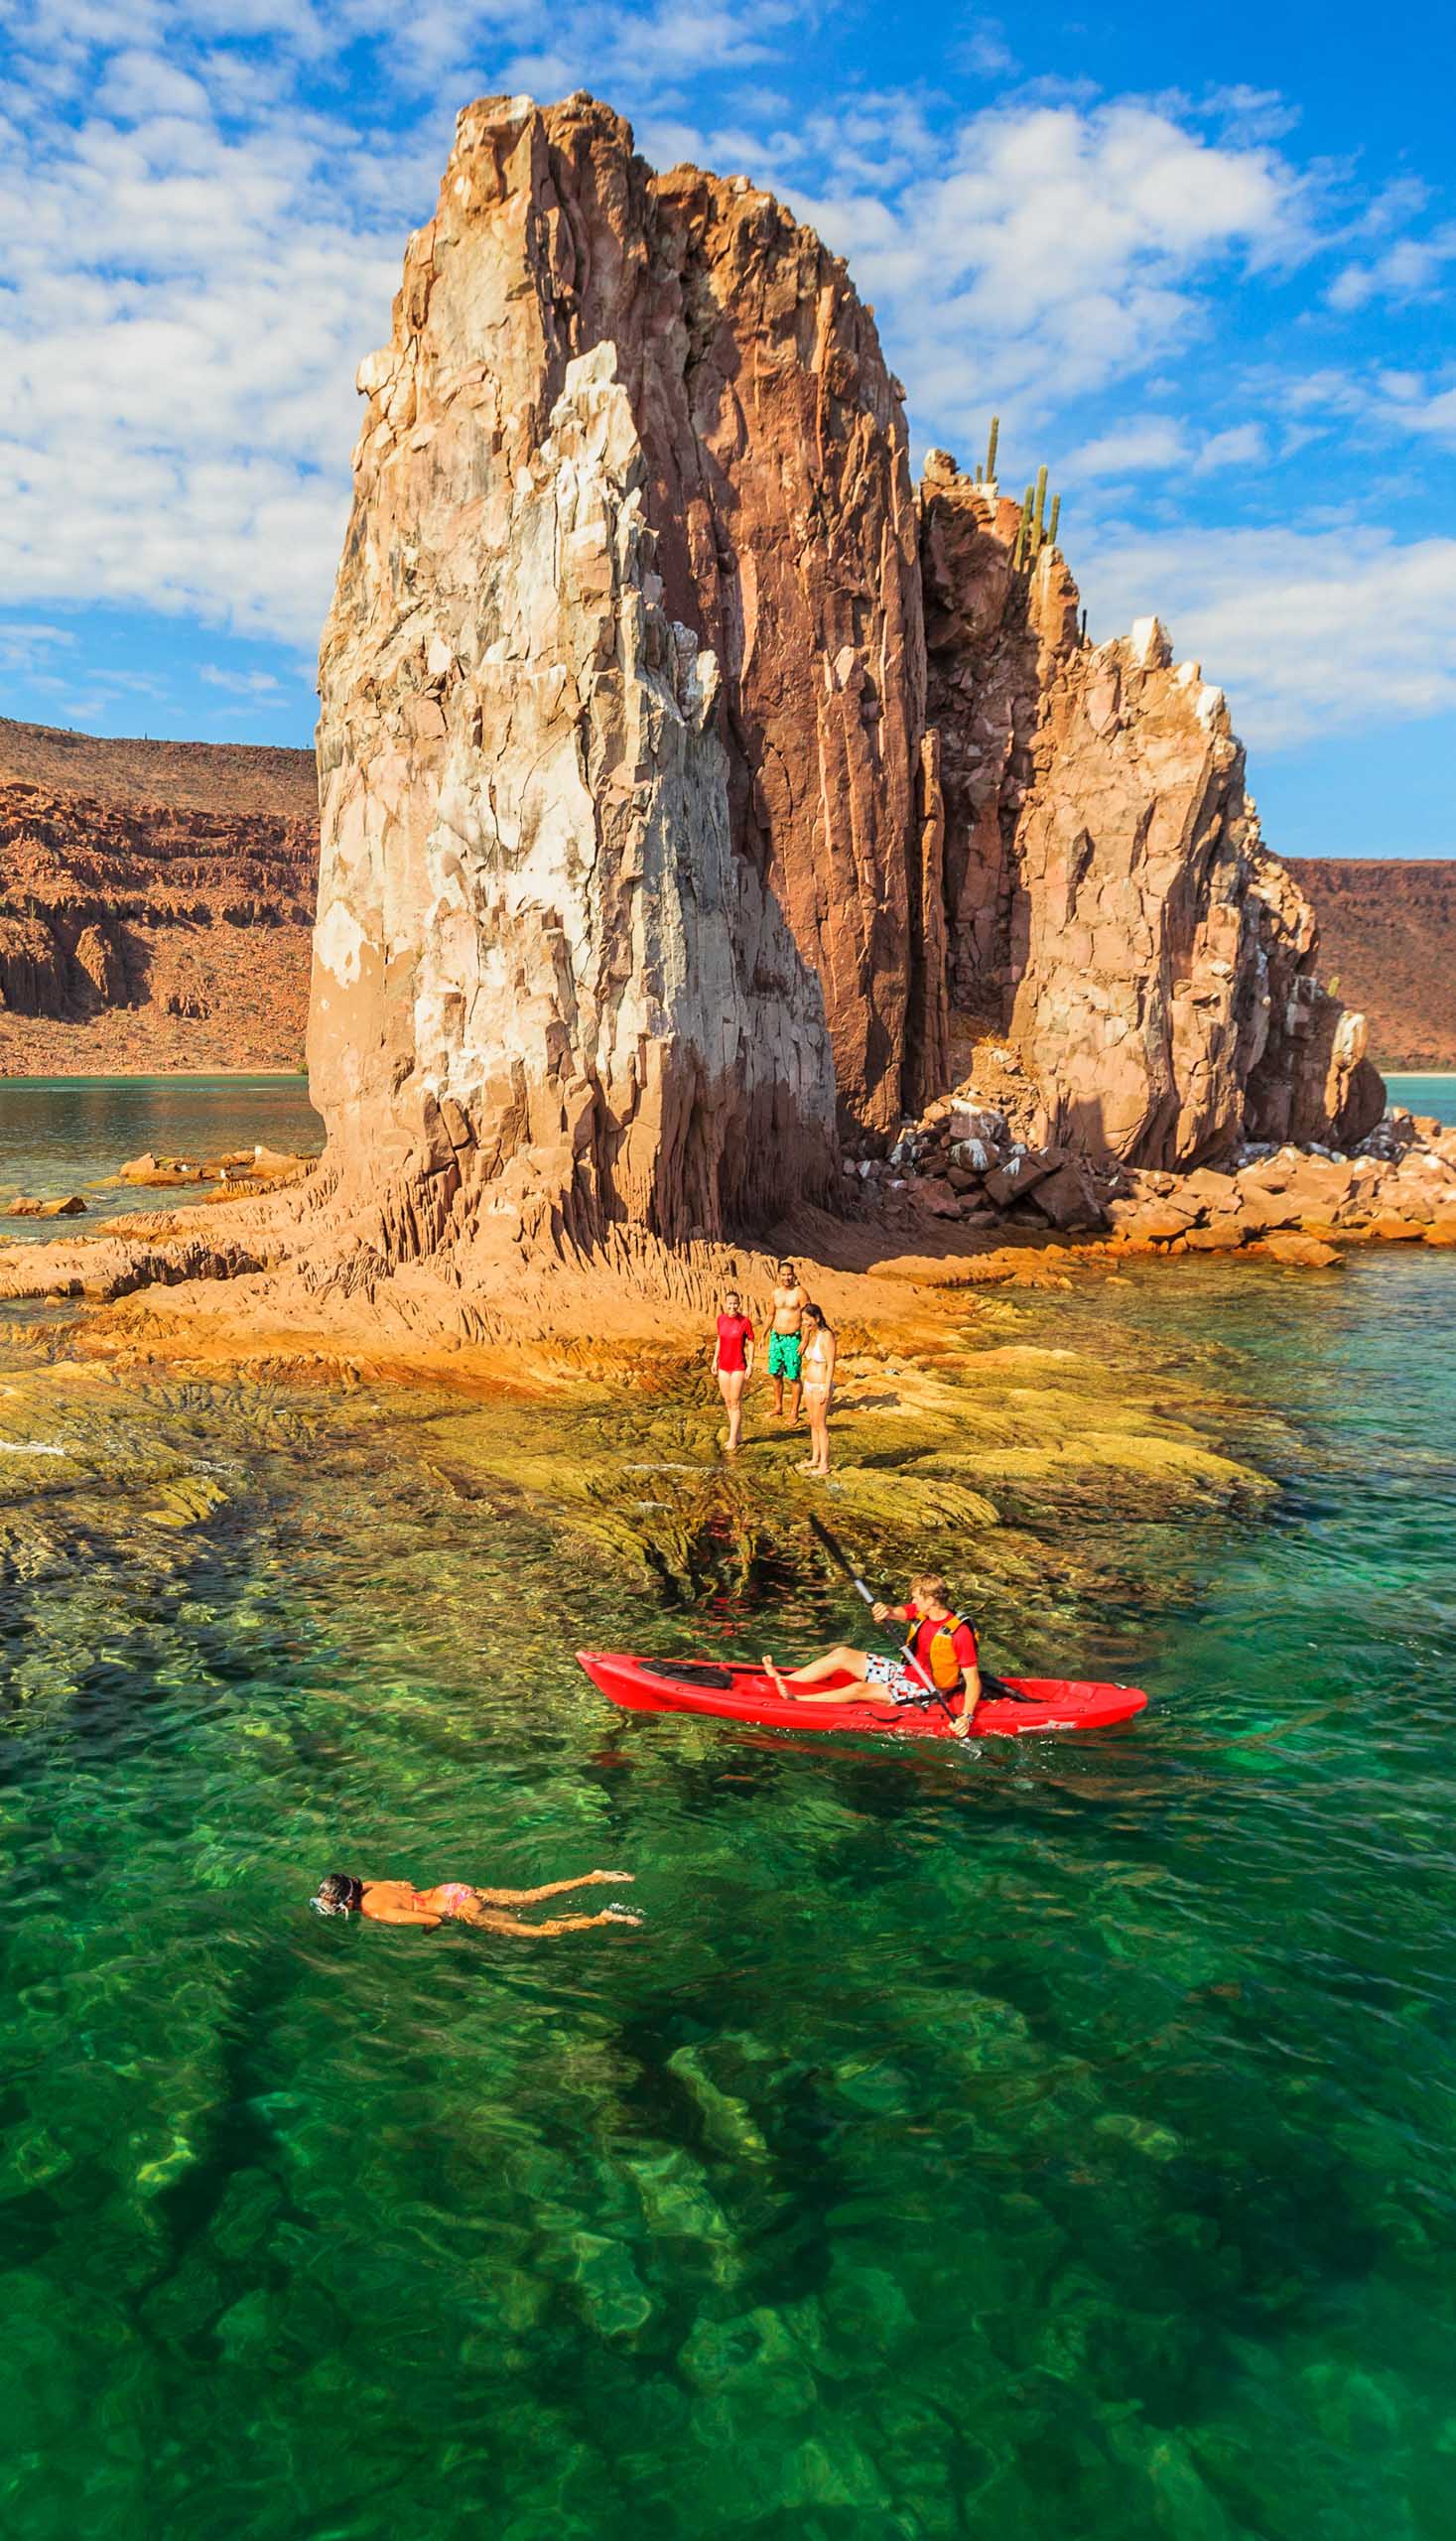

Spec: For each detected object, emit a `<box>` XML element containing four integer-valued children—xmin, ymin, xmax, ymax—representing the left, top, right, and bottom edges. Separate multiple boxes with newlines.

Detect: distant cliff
<box><xmin>0</xmin><ymin>718</ymin><xmax>318</xmax><ymax>1074</ymax></box>
<box><xmin>1292</xmin><ymin>859</ymin><xmax>1456</xmax><ymax>1071</ymax></box>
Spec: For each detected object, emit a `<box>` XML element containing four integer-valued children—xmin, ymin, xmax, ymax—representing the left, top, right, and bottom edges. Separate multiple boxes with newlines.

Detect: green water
<box><xmin>0</xmin><ymin>1075</ymin><xmax>322</xmax><ymax>1241</ymax></box>
<box><xmin>2</xmin><ymin>1098</ymin><xmax>1455</xmax><ymax>2536</ymax></box>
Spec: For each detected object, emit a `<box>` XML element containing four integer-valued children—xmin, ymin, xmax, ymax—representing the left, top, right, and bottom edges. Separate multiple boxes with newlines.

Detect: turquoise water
<box><xmin>2</xmin><ymin>1091</ymin><xmax>1455</xmax><ymax>2537</ymax></box>
<box><xmin>1384</xmin><ymin>1072</ymin><xmax>1456</xmax><ymax>1127</ymax></box>
<box><xmin>0</xmin><ymin>1075</ymin><xmax>322</xmax><ymax>1241</ymax></box>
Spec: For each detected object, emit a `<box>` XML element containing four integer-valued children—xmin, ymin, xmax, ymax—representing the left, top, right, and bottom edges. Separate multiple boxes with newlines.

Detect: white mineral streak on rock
<box><xmin>311</xmin><ymin>296</ymin><xmax>834</xmax><ymax>1242</ymax></box>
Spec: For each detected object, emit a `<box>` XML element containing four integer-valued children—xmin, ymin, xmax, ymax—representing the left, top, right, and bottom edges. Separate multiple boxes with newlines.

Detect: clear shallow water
<box><xmin>1384</xmin><ymin>1072</ymin><xmax>1456</xmax><ymax>1127</ymax></box>
<box><xmin>0</xmin><ymin>1075</ymin><xmax>322</xmax><ymax>1241</ymax></box>
<box><xmin>2</xmin><ymin>1098</ymin><xmax>1455</xmax><ymax>2537</ymax></box>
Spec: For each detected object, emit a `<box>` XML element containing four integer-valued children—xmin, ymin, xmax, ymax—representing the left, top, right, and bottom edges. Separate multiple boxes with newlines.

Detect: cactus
<box><xmin>1012</xmin><ymin>484</ymin><xmax>1034</xmax><ymax>573</ymax></box>
<box><xmin>1079</xmin><ymin>604</ymin><xmax>1088</xmax><ymax>646</ymax></box>
<box><xmin>1048</xmin><ymin>492</ymin><xmax>1061</xmax><ymax>548</ymax></box>
<box><xmin>986</xmin><ymin>415</ymin><xmax>999</xmax><ymax>480</ymax></box>
<box><xmin>1032</xmin><ymin>464</ymin><xmax>1049</xmax><ymax>552</ymax></box>
<box><xmin>974</xmin><ymin>463</ymin><xmax>984</xmax><ymax>484</ymax></box>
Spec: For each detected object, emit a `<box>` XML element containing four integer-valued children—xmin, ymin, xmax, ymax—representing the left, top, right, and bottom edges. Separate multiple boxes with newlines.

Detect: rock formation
<box><xmin>0</xmin><ymin>717</ymin><xmax>317</xmax><ymax>1074</ymax></box>
<box><xmin>312</xmin><ymin>89</ymin><xmax>946</xmax><ymax>1252</ymax></box>
<box><xmin>920</xmin><ymin>456</ymin><xmax>1383</xmax><ymax>1167</ymax></box>
<box><xmin>300</xmin><ymin>92</ymin><xmax>1383</xmax><ymax>1251</ymax></box>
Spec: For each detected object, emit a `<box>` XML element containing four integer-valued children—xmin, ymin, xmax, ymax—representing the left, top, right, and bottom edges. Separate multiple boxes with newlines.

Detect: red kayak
<box><xmin>577</xmin><ymin>1651</ymin><xmax>1147</xmax><ymax>1740</ymax></box>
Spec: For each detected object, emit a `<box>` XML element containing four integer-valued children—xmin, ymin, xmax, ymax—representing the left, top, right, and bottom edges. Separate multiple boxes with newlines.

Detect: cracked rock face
<box><xmin>920</xmin><ymin>455</ymin><xmax>1383</xmax><ymax>1166</ymax></box>
<box><xmin>314</xmin><ymin>326</ymin><xmax>836</xmax><ymax>1245</ymax></box>
<box><xmin>311</xmin><ymin>90</ymin><xmax>940</xmax><ymax>1247</ymax></box>
<box><xmin>311</xmin><ymin>94</ymin><xmax>1381</xmax><ymax>1259</ymax></box>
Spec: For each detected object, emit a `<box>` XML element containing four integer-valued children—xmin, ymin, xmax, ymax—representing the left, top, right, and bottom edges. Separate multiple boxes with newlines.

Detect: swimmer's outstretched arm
<box><xmin>465</xmin><ymin>1906</ymin><xmax>643</xmax><ymax>1938</ymax></box>
<box><xmin>477</xmin><ymin>1870</ymin><xmax>633</xmax><ymax>1906</ymax></box>
<box><xmin>365</xmin><ymin>1904</ymin><xmax>443</xmax><ymax>1928</ymax></box>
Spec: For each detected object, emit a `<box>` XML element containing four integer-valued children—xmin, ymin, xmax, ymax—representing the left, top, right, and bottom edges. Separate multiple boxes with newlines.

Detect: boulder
<box><xmin>1123</xmin><ymin>1206</ymin><xmax>1197</xmax><ymax>1245</ymax></box>
<box><xmin>1027</xmin><ymin>1157</ymin><xmax>1108</xmax><ymax>1231</ymax></box>
<box><xmin>912</xmin><ymin>1176</ymin><xmax>964</xmax><ymax>1218</ymax></box>
<box><xmin>983</xmin><ymin>1146</ymin><xmax>1059</xmax><ymax>1207</ymax></box>
<box><xmin>1184</xmin><ymin>1221</ymin><xmax>1245</xmax><ymax>1252</ymax></box>
<box><xmin>1263</xmin><ymin>1233</ymin><xmax>1340</xmax><ymax>1269</ymax></box>
<box><xmin>1364</xmin><ymin>1214</ymin><xmax>1426</xmax><ymax>1243</ymax></box>
<box><xmin>1180</xmin><ymin>1166</ymin><xmax>1240</xmax><ymax>1218</ymax></box>
<box><xmin>38</xmin><ymin>1194</ymin><xmax>88</xmax><ymax>1218</ymax></box>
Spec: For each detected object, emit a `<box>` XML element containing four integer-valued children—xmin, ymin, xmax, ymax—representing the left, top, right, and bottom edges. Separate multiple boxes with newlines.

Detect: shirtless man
<box><xmin>311</xmin><ymin>1867</ymin><xmax>641</xmax><ymax>1936</ymax></box>
<box><xmin>767</xmin><ymin>1259</ymin><xmax>806</xmax><ymax>1422</ymax></box>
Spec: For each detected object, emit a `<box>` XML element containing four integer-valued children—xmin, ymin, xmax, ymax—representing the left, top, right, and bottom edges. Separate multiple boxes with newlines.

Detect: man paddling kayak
<box><xmin>762</xmin><ymin>1573</ymin><xmax>982</xmax><ymax>1736</ymax></box>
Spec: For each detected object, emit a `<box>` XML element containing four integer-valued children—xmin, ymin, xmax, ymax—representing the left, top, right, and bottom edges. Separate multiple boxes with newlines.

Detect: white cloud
<box><xmin>0</xmin><ymin>0</ymin><xmax>1451</xmax><ymax>782</ymax></box>
<box><xmin>1193</xmin><ymin>422</ymin><xmax>1267</xmax><ymax>472</ymax></box>
<box><xmin>1081</xmin><ymin>524</ymin><xmax>1456</xmax><ymax>750</ymax></box>
<box><xmin>1067</xmin><ymin>419</ymin><xmax>1191</xmax><ymax>476</ymax></box>
<box><xmin>788</xmin><ymin>97</ymin><xmax>1313</xmax><ymax>448</ymax></box>
<box><xmin>199</xmin><ymin>664</ymin><xmax>286</xmax><ymax>692</ymax></box>
<box><xmin>0</xmin><ymin>619</ymin><xmax>77</xmax><ymax>670</ymax></box>
<box><xmin>1327</xmin><ymin>221</ymin><xmax>1456</xmax><ymax>311</ymax></box>
<box><xmin>1064</xmin><ymin>417</ymin><xmax>1266</xmax><ymax>480</ymax></box>
<box><xmin>0</xmin><ymin>43</ymin><xmax>402</xmax><ymax>647</ymax></box>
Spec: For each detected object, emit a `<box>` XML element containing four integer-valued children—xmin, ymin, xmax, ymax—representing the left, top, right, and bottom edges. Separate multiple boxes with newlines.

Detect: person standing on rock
<box><xmin>797</xmin><ymin>1301</ymin><xmax>837</xmax><ymax>1478</ymax></box>
<box><xmin>767</xmin><ymin>1260</ymin><xmax>806</xmax><ymax>1423</ymax></box>
<box><xmin>711</xmin><ymin>1286</ymin><xmax>755</xmax><ymax>1456</ymax></box>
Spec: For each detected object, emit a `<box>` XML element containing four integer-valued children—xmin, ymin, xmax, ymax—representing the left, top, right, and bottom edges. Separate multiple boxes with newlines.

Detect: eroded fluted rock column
<box><xmin>310</xmin><ymin>98</ymin><xmax>864</xmax><ymax>1248</ymax></box>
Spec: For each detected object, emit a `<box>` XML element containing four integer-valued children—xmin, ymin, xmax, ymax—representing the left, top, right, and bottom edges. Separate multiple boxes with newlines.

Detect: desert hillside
<box><xmin>0</xmin><ymin>715</ymin><xmax>317</xmax><ymax>1075</ymax></box>
<box><xmin>1294</xmin><ymin>859</ymin><xmax>1456</xmax><ymax>1071</ymax></box>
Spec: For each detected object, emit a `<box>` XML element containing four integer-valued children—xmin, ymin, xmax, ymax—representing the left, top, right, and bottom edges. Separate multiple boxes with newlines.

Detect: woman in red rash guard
<box><xmin>710</xmin><ymin>1285</ymin><xmax>755</xmax><ymax>1455</ymax></box>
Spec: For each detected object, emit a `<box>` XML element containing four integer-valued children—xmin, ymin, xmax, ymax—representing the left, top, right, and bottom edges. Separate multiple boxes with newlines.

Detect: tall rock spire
<box><xmin>311</xmin><ymin>91</ymin><xmax>943</xmax><ymax>1249</ymax></box>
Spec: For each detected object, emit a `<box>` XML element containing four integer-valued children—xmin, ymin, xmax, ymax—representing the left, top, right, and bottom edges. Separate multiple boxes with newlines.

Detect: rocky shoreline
<box><xmin>849</xmin><ymin>1077</ymin><xmax>1456</xmax><ymax>1265</ymax></box>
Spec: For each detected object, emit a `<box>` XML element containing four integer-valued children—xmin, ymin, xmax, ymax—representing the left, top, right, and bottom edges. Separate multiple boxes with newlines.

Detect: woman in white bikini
<box><xmin>797</xmin><ymin>1301</ymin><xmax>837</xmax><ymax>1477</ymax></box>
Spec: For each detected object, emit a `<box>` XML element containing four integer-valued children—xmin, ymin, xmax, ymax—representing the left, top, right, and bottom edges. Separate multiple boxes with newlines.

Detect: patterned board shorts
<box><xmin>864</xmin><ymin>1653</ymin><xmax>918</xmax><ymax>1700</ymax></box>
<box><xmin>767</xmin><ymin>1330</ymin><xmax>803</xmax><ymax>1382</ymax></box>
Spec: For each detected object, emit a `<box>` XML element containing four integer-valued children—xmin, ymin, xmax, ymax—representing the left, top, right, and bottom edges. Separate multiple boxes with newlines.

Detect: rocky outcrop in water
<box><xmin>919</xmin><ymin>456</ymin><xmax>1383</xmax><ymax>1169</ymax></box>
<box><xmin>0</xmin><ymin>718</ymin><xmax>317</xmax><ymax>1074</ymax></box>
<box><xmin>306</xmin><ymin>90</ymin><xmax>1383</xmax><ymax>1254</ymax></box>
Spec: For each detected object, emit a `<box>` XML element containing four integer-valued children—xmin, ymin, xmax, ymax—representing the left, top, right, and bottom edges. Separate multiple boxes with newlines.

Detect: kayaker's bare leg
<box><xmin>760</xmin><ymin>1644</ymin><xmax>871</xmax><ymax>1703</ymax></box>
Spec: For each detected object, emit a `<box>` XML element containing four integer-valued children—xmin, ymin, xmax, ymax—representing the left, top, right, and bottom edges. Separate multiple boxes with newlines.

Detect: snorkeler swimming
<box><xmin>311</xmin><ymin>1868</ymin><xmax>641</xmax><ymax>1937</ymax></box>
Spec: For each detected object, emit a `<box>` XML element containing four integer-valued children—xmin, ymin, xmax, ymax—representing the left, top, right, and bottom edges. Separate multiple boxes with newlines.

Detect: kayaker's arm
<box><xmin>871</xmin><ymin>1600</ymin><xmax>911</xmax><ymax>1625</ymax></box>
<box><xmin>951</xmin><ymin>1662</ymin><xmax>982</xmax><ymax>1739</ymax></box>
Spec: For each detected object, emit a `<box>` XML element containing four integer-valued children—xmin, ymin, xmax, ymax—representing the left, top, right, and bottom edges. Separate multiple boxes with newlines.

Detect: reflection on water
<box><xmin>1</xmin><ymin>1088</ymin><xmax>1455</xmax><ymax>2539</ymax></box>
<box><xmin>0</xmin><ymin>1073</ymin><xmax>322</xmax><ymax>1239</ymax></box>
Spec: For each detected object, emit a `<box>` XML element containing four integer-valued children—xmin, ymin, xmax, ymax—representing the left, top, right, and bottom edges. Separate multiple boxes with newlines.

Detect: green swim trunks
<box><xmin>768</xmin><ymin>1330</ymin><xmax>803</xmax><ymax>1382</ymax></box>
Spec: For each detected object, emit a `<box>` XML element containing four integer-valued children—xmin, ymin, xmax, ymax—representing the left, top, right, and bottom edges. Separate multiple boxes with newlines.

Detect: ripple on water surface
<box><xmin>1</xmin><ymin>1102</ymin><xmax>1455</xmax><ymax>2536</ymax></box>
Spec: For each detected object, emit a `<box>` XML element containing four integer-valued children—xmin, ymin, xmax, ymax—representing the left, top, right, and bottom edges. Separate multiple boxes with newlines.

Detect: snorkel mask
<box><xmin>312</xmin><ymin>1875</ymin><xmax>360</xmax><ymax>1917</ymax></box>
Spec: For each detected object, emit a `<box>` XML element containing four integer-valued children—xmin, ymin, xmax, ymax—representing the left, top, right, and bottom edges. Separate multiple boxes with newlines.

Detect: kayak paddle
<box><xmin>805</xmin><ymin>1514</ymin><xmax>959</xmax><ymax>1721</ymax></box>
<box><xmin>806</xmin><ymin>1512</ymin><xmax>1030</xmax><ymax>1708</ymax></box>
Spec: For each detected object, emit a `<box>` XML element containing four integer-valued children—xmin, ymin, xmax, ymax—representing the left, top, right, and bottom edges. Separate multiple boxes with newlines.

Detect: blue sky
<box><xmin>0</xmin><ymin>0</ymin><xmax>1452</xmax><ymax>858</ymax></box>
